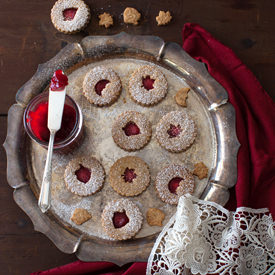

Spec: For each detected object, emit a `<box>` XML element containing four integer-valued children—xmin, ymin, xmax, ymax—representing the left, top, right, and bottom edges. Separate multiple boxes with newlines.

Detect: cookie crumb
<box><xmin>71</xmin><ymin>208</ymin><xmax>91</xmax><ymax>225</ymax></box>
<box><xmin>146</xmin><ymin>208</ymin><xmax>165</xmax><ymax>226</ymax></box>
<box><xmin>156</xmin><ymin>11</ymin><xmax>172</xmax><ymax>26</ymax></box>
<box><xmin>175</xmin><ymin>87</ymin><xmax>190</xmax><ymax>107</ymax></box>
<box><xmin>123</xmin><ymin>7</ymin><xmax>141</xmax><ymax>25</ymax></box>
<box><xmin>193</xmin><ymin>162</ymin><xmax>208</xmax><ymax>179</ymax></box>
<box><xmin>98</xmin><ymin>12</ymin><xmax>113</xmax><ymax>28</ymax></box>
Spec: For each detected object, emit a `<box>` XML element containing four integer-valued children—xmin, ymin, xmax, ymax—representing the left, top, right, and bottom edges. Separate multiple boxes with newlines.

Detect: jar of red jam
<box><xmin>23</xmin><ymin>92</ymin><xmax>83</xmax><ymax>153</ymax></box>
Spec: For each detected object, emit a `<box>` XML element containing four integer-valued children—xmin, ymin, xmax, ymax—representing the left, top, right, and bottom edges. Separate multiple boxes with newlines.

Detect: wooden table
<box><xmin>1</xmin><ymin>0</ymin><xmax>274</xmax><ymax>274</ymax></box>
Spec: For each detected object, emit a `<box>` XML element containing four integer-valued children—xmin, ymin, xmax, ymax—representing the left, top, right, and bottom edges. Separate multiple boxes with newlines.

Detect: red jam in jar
<box><xmin>27</xmin><ymin>102</ymin><xmax>76</xmax><ymax>143</ymax></box>
<box><xmin>24</xmin><ymin>92</ymin><xmax>83</xmax><ymax>152</ymax></box>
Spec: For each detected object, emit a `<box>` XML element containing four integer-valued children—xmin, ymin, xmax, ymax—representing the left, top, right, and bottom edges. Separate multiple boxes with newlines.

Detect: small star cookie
<box><xmin>146</xmin><ymin>208</ymin><xmax>165</xmax><ymax>226</ymax></box>
<box><xmin>71</xmin><ymin>208</ymin><xmax>92</xmax><ymax>225</ymax></box>
<box><xmin>175</xmin><ymin>87</ymin><xmax>190</xmax><ymax>107</ymax></box>
<box><xmin>99</xmin><ymin>12</ymin><xmax>113</xmax><ymax>28</ymax></box>
<box><xmin>156</xmin><ymin>11</ymin><xmax>172</xmax><ymax>26</ymax></box>
<box><xmin>193</xmin><ymin>162</ymin><xmax>208</xmax><ymax>179</ymax></box>
<box><xmin>123</xmin><ymin>7</ymin><xmax>141</xmax><ymax>25</ymax></box>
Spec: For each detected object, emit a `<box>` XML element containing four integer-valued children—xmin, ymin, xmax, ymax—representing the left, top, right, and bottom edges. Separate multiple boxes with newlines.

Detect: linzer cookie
<box><xmin>109</xmin><ymin>156</ymin><xmax>150</xmax><ymax>196</ymax></box>
<box><xmin>156</xmin><ymin>111</ymin><xmax>197</xmax><ymax>152</ymax></box>
<box><xmin>101</xmin><ymin>199</ymin><xmax>143</xmax><ymax>240</ymax></box>
<box><xmin>64</xmin><ymin>156</ymin><xmax>105</xmax><ymax>196</ymax></box>
<box><xmin>83</xmin><ymin>66</ymin><xmax>122</xmax><ymax>106</ymax></box>
<box><xmin>155</xmin><ymin>164</ymin><xmax>195</xmax><ymax>205</ymax></box>
<box><xmin>128</xmin><ymin>65</ymin><xmax>168</xmax><ymax>106</ymax></box>
<box><xmin>112</xmin><ymin>111</ymin><xmax>151</xmax><ymax>151</ymax></box>
<box><xmin>51</xmin><ymin>0</ymin><xmax>90</xmax><ymax>34</ymax></box>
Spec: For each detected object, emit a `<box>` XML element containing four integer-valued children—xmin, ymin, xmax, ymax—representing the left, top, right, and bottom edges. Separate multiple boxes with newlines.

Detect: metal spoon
<box><xmin>38</xmin><ymin>86</ymin><xmax>66</xmax><ymax>213</ymax></box>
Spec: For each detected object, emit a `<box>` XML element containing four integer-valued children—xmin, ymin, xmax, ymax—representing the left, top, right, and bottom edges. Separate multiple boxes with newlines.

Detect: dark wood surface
<box><xmin>1</xmin><ymin>0</ymin><xmax>274</xmax><ymax>274</ymax></box>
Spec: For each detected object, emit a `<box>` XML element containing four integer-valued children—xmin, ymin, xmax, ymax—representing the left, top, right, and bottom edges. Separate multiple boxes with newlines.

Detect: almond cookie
<box><xmin>112</xmin><ymin>111</ymin><xmax>151</xmax><ymax>151</ymax></box>
<box><xmin>123</xmin><ymin>7</ymin><xmax>141</xmax><ymax>25</ymax></box>
<box><xmin>101</xmin><ymin>199</ymin><xmax>143</xmax><ymax>240</ymax></box>
<box><xmin>156</xmin><ymin>11</ymin><xmax>172</xmax><ymax>26</ymax></box>
<box><xmin>156</xmin><ymin>111</ymin><xmax>197</xmax><ymax>152</ymax></box>
<box><xmin>109</xmin><ymin>156</ymin><xmax>150</xmax><ymax>196</ymax></box>
<box><xmin>98</xmin><ymin>12</ymin><xmax>113</xmax><ymax>28</ymax></box>
<box><xmin>51</xmin><ymin>0</ymin><xmax>90</xmax><ymax>34</ymax></box>
<box><xmin>71</xmin><ymin>208</ymin><xmax>91</xmax><ymax>225</ymax></box>
<box><xmin>193</xmin><ymin>162</ymin><xmax>208</xmax><ymax>179</ymax></box>
<box><xmin>155</xmin><ymin>164</ymin><xmax>195</xmax><ymax>205</ymax></box>
<box><xmin>129</xmin><ymin>65</ymin><xmax>168</xmax><ymax>106</ymax></box>
<box><xmin>64</xmin><ymin>156</ymin><xmax>105</xmax><ymax>196</ymax></box>
<box><xmin>83</xmin><ymin>66</ymin><xmax>122</xmax><ymax>106</ymax></box>
<box><xmin>146</xmin><ymin>208</ymin><xmax>165</xmax><ymax>226</ymax></box>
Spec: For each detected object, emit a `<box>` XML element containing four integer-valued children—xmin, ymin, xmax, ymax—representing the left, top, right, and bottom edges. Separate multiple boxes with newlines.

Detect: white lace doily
<box><xmin>147</xmin><ymin>194</ymin><xmax>275</xmax><ymax>275</ymax></box>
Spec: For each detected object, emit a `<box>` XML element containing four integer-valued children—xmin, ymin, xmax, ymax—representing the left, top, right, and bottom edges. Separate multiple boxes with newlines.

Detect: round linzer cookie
<box><xmin>64</xmin><ymin>156</ymin><xmax>105</xmax><ymax>196</ymax></box>
<box><xmin>51</xmin><ymin>0</ymin><xmax>90</xmax><ymax>34</ymax></box>
<box><xmin>83</xmin><ymin>66</ymin><xmax>122</xmax><ymax>106</ymax></box>
<box><xmin>101</xmin><ymin>198</ymin><xmax>143</xmax><ymax>240</ymax></box>
<box><xmin>109</xmin><ymin>156</ymin><xmax>150</xmax><ymax>196</ymax></box>
<box><xmin>112</xmin><ymin>111</ymin><xmax>151</xmax><ymax>151</ymax></box>
<box><xmin>128</xmin><ymin>65</ymin><xmax>168</xmax><ymax>106</ymax></box>
<box><xmin>155</xmin><ymin>164</ymin><xmax>195</xmax><ymax>205</ymax></box>
<box><xmin>156</xmin><ymin>111</ymin><xmax>197</xmax><ymax>152</ymax></box>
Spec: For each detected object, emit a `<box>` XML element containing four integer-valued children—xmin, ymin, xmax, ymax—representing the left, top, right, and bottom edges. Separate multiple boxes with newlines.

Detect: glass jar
<box><xmin>23</xmin><ymin>92</ymin><xmax>83</xmax><ymax>153</ymax></box>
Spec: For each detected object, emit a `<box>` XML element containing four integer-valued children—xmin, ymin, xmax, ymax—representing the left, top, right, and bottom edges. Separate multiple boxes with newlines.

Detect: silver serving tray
<box><xmin>4</xmin><ymin>32</ymin><xmax>239</xmax><ymax>265</ymax></box>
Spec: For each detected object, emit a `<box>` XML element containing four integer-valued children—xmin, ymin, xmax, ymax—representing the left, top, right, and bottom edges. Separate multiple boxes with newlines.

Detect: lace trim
<box><xmin>147</xmin><ymin>194</ymin><xmax>275</xmax><ymax>275</ymax></box>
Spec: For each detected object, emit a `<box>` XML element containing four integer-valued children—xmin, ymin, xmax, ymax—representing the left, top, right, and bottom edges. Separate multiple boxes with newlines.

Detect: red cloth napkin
<box><xmin>32</xmin><ymin>23</ymin><xmax>275</xmax><ymax>275</ymax></box>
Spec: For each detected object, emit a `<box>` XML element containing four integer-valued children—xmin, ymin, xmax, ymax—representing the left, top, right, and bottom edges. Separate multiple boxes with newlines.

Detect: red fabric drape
<box><xmin>32</xmin><ymin>23</ymin><xmax>275</xmax><ymax>275</ymax></box>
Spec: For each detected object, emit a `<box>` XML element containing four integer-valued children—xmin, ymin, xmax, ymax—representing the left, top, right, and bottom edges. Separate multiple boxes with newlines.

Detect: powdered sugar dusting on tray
<box><xmin>30</xmin><ymin>58</ymin><xmax>216</xmax><ymax>240</ymax></box>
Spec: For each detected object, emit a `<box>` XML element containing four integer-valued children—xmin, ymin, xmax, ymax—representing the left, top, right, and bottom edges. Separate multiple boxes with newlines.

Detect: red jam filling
<box><xmin>113</xmin><ymin>211</ymin><xmax>129</xmax><ymax>228</ymax></box>
<box><xmin>122</xmin><ymin>168</ymin><xmax>137</xmax><ymax>183</ymax></box>
<box><xmin>28</xmin><ymin>102</ymin><xmax>76</xmax><ymax>143</ymax></box>
<box><xmin>167</xmin><ymin>124</ymin><xmax>182</xmax><ymax>138</ymax></box>
<box><xmin>63</xmin><ymin>8</ymin><xmax>78</xmax><ymax>21</ymax></box>
<box><xmin>168</xmin><ymin>177</ymin><xmax>183</xmax><ymax>194</ymax></box>
<box><xmin>75</xmin><ymin>164</ymin><xmax>91</xmax><ymax>183</ymax></box>
<box><xmin>50</xmin><ymin>70</ymin><xmax>68</xmax><ymax>91</ymax></box>
<box><xmin>142</xmin><ymin>75</ymin><xmax>155</xmax><ymax>90</ymax></box>
<box><xmin>95</xmin><ymin>79</ymin><xmax>110</xmax><ymax>96</ymax></box>
<box><xmin>122</xmin><ymin>122</ymin><xmax>140</xmax><ymax>136</ymax></box>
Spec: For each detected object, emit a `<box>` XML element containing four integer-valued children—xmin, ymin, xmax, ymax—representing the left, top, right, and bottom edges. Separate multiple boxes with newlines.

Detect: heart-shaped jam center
<box><xmin>168</xmin><ymin>177</ymin><xmax>183</xmax><ymax>194</ymax></box>
<box><xmin>122</xmin><ymin>122</ymin><xmax>140</xmax><ymax>136</ymax></box>
<box><xmin>75</xmin><ymin>164</ymin><xmax>91</xmax><ymax>183</ymax></box>
<box><xmin>113</xmin><ymin>211</ymin><xmax>129</xmax><ymax>228</ymax></box>
<box><xmin>63</xmin><ymin>8</ymin><xmax>78</xmax><ymax>21</ymax></box>
<box><xmin>95</xmin><ymin>79</ymin><xmax>110</xmax><ymax>96</ymax></box>
<box><xmin>122</xmin><ymin>168</ymin><xmax>137</xmax><ymax>183</ymax></box>
<box><xmin>142</xmin><ymin>76</ymin><xmax>155</xmax><ymax>90</ymax></box>
<box><xmin>167</xmin><ymin>124</ymin><xmax>182</xmax><ymax>138</ymax></box>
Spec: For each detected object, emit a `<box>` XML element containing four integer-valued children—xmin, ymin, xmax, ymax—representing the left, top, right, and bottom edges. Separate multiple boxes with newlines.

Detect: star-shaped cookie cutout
<box><xmin>71</xmin><ymin>208</ymin><xmax>92</xmax><ymax>225</ymax></box>
<box><xmin>146</xmin><ymin>208</ymin><xmax>165</xmax><ymax>226</ymax></box>
<box><xmin>156</xmin><ymin>11</ymin><xmax>172</xmax><ymax>26</ymax></box>
<box><xmin>174</xmin><ymin>87</ymin><xmax>190</xmax><ymax>107</ymax></box>
<box><xmin>98</xmin><ymin>12</ymin><xmax>113</xmax><ymax>28</ymax></box>
<box><xmin>193</xmin><ymin>162</ymin><xmax>208</xmax><ymax>180</ymax></box>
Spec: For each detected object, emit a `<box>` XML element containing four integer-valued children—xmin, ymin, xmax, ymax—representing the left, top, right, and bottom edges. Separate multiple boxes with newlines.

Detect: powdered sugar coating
<box><xmin>129</xmin><ymin>65</ymin><xmax>168</xmax><ymax>106</ymax></box>
<box><xmin>156</xmin><ymin>165</ymin><xmax>195</xmax><ymax>205</ymax></box>
<box><xmin>51</xmin><ymin>0</ymin><xmax>90</xmax><ymax>34</ymax></box>
<box><xmin>112</xmin><ymin>111</ymin><xmax>151</xmax><ymax>151</ymax></box>
<box><xmin>156</xmin><ymin>111</ymin><xmax>197</xmax><ymax>152</ymax></box>
<box><xmin>109</xmin><ymin>156</ymin><xmax>150</xmax><ymax>196</ymax></box>
<box><xmin>101</xmin><ymin>199</ymin><xmax>143</xmax><ymax>240</ymax></box>
<box><xmin>64</xmin><ymin>156</ymin><xmax>105</xmax><ymax>196</ymax></box>
<box><xmin>83</xmin><ymin>66</ymin><xmax>122</xmax><ymax>106</ymax></box>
